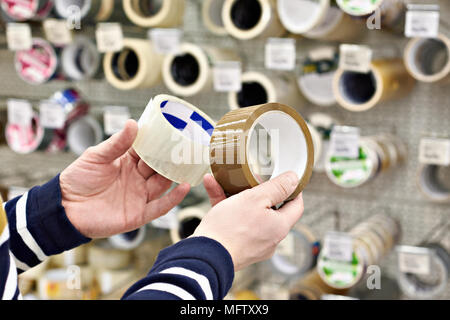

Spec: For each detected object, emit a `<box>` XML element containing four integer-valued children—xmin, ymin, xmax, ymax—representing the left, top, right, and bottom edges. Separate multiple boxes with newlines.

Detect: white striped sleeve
<box><xmin>2</xmin><ymin>251</ymin><xmax>19</xmax><ymax>300</ymax></box>
<box><xmin>137</xmin><ymin>283</ymin><xmax>196</xmax><ymax>300</ymax></box>
<box><xmin>160</xmin><ymin>267</ymin><xmax>213</xmax><ymax>300</ymax></box>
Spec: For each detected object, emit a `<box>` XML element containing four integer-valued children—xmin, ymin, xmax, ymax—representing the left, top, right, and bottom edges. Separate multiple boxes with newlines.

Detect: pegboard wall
<box><xmin>0</xmin><ymin>0</ymin><xmax>449</xmax><ymax>299</ymax></box>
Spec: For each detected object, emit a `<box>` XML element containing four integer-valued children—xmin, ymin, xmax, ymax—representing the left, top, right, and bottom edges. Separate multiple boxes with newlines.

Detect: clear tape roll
<box><xmin>404</xmin><ymin>34</ymin><xmax>450</xmax><ymax>83</ymax></box>
<box><xmin>333</xmin><ymin>59</ymin><xmax>415</xmax><ymax>112</ymax></box>
<box><xmin>417</xmin><ymin>164</ymin><xmax>450</xmax><ymax>203</ymax></box>
<box><xmin>133</xmin><ymin>94</ymin><xmax>216</xmax><ymax>186</ymax></box>
<box><xmin>61</xmin><ymin>36</ymin><xmax>101</xmax><ymax>81</ymax></box>
<box><xmin>104</xmin><ymin>38</ymin><xmax>163</xmax><ymax>90</ymax></box>
<box><xmin>202</xmin><ymin>0</ymin><xmax>227</xmax><ymax>36</ymax></box>
<box><xmin>222</xmin><ymin>0</ymin><xmax>285</xmax><ymax>40</ymax></box>
<box><xmin>122</xmin><ymin>0</ymin><xmax>185</xmax><ymax>27</ymax></box>
<box><xmin>170</xmin><ymin>202</ymin><xmax>210</xmax><ymax>244</ymax></box>
<box><xmin>67</xmin><ymin>115</ymin><xmax>103</xmax><ymax>156</ymax></box>
<box><xmin>88</xmin><ymin>240</ymin><xmax>132</xmax><ymax>270</ymax></box>
<box><xmin>108</xmin><ymin>226</ymin><xmax>147</xmax><ymax>250</ymax></box>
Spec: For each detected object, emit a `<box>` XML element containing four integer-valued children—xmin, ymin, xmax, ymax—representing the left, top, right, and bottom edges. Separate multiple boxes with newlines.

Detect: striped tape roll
<box><xmin>202</xmin><ymin>0</ymin><xmax>227</xmax><ymax>36</ymax></box>
<box><xmin>122</xmin><ymin>0</ymin><xmax>185</xmax><ymax>27</ymax></box>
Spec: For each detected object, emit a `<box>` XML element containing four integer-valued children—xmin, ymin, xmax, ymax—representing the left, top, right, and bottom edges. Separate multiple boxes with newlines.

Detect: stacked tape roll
<box><xmin>163</xmin><ymin>43</ymin><xmax>240</xmax><ymax>97</ymax></box>
<box><xmin>228</xmin><ymin>71</ymin><xmax>303</xmax><ymax>111</ymax></box>
<box><xmin>333</xmin><ymin>59</ymin><xmax>415</xmax><ymax>112</ymax></box>
<box><xmin>88</xmin><ymin>240</ymin><xmax>132</xmax><ymax>270</ymax></box>
<box><xmin>202</xmin><ymin>0</ymin><xmax>227</xmax><ymax>36</ymax></box>
<box><xmin>61</xmin><ymin>36</ymin><xmax>101</xmax><ymax>81</ymax></box>
<box><xmin>417</xmin><ymin>164</ymin><xmax>450</xmax><ymax>203</ymax></box>
<box><xmin>289</xmin><ymin>270</ymin><xmax>348</xmax><ymax>300</ymax></box>
<box><xmin>170</xmin><ymin>202</ymin><xmax>210</xmax><ymax>244</ymax></box>
<box><xmin>67</xmin><ymin>115</ymin><xmax>103</xmax><ymax>156</ymax></box>
<box><xmin>398</xmin><ymin>243</ymin><xmax>450</xmax><ymax>299</ymax></box>
<box><xmin>104</xmin><ymin>38</ymin><xmax>163</xmax><ymax>90</ymax></box>
<box><xmin>308</xmin><ymin>113</ymin><xmax>339</xmax><ymax>172</ymax></box>
<box><xmin>51</xmin><ymin>245</ymin><xmax>88</xmax><ymax>268</ymax></box>
<box><xmin>1</xmin><ymin>0</ymin><xmax>53</xmax><ymax>21</ymax></box>
<box><xmin>222</xmin><ymin>0</ymin><xmax>285</xmax><ymax>40</ymax></box>
<box><xmin>404</xmin><ymin>34</ymin><xmax>450</xmax><ymax>83</ymax></box>
<box><xmin>123</xmin><ymin>0</ymin><xmax>184</xmax><ymax>27</ymax></box>
<box><xmin>133</xmin><ymin>95</ymin><xmax>215</xmax><ymax>186</ymax></box>
<box><xmin>14</xmin><ymin>38</ymin><xmax>58</xmax><ymax>85</ymax></box>
<box><xmin>210</xmin><ymin>102</ymin><xmax>314</xmax><ymax>200</ymax></box>
<box><xmin>108</xmin><ymin>226</ymin><xmax>146</xmax><ymax>250</ymax></box>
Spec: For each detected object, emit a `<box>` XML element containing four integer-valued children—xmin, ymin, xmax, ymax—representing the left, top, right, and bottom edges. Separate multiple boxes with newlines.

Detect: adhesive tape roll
<box><xmin>104</xmin><ymin>38</ymin><xmax>163</xmax><ymax>90</ymax></box>
<box><xmin>210</xmin><ymin>103</ymin><xmax>314</xmax><ymax>200</ymax></box>
<box><xmin>202</xmin><ymin>0</ymin><xmax>227</xmax><ymax>35</ymax></box>
<box><xmin>95</xmin><ymin>0</ymin><xmax>115</xmax><ymax>21</ymax></box>
<box><xmin>336</xmin><ymin>0</ymin><xmax>383</xmax><ymax>16</ymax></box>
<box><xmin>108</xmin><ymin>226</ymin><xmax>146</xmax><ymax>250</ymax></box>
<box><xmin>307</xmin><ymin>123</ymin><xmax>322</xmax><ymax>168</ymax></box>
<box><xmin>88</xmin><ymin>241</ymin><xmax>132</xmax><ymax>270</ymax></box>
<box><xmin>67</xmin><ymin>115</ymin><xmax>103</xmax><ymax>156</ymax></box>
<box><xmin>170</xmin><ymin>202</ymin><xmax>210</xmax><ymax>244</ymax></box>
<box><xmin>404</xmin><ymin>34</ymin><xmax>450</xmax><ymax>83</ymax></box>
<box><xmin>163</xmin><ymin>43</ymin><xmax>240</xmax><ymax>97</ymax></box>
<box><xmin>277</xmin><ymin>0</ymin><xmax>329</xmax><ymax>34</ymax></box>
<box><xmin>61</xmin><ymin>36</ymin><xmax>100</xmax><ymax>81</ymax></box>
<box><xmin>222</xmin><ymin>0</ymin><xmax>285</xmax><ymax>40</ymax></box>
<box><xmin>51</xmin><ymin>245</ymin><xmax>88</xmax><ymax>267</ymax></box>
<box><xmin>122</xmin><ymin>0</ymin><xmax>185</xmax><ymax>27</ymax></box>
<box><xmin>417</xmin><ymin>164</ymin><xmax>450</xmax><ymax>203</ymax></box>
<box><xmin>333</xmin><ymin>59</ymin><xmax>415</xmax><ymax>112</ymax></box>
<box><xmin>133</xmin><ymin>95</ymin><xmax>215</xmax><ymax>186</ymax></box>
<box><xmin>54</xmin><ymin>0</ymin><xmax>92</xmax><ymax>19</ymax></box>
<box><xmin>14</xmin><ymin>38</ymin><xmax>58</xmax><ymax>85</ymax></box>
<box><xmin>1</xmin><ymin>0</ymin><xmax>39</xmax><ymax>20</ymax></box>
<box><xmin>228</xmin><ymin>71</ymin><xmax>303</xmax><ymax>111</ymax></box>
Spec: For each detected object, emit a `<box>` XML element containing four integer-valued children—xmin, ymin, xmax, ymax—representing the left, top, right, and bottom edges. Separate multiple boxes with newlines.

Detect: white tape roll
<box><xmin>61</xmin><ymin>36</ymin><xmax>100</xmax><ymax>81</ymax></box>
<box><xmin>417</xmin><ymin>164</ymin><xmax>450</xmax><ymax>203</ymax></box>
<box><xmin>133</xmin><ymin>95</ymin><xmax>215</xmax><ymax>186</ymax></box>
<box><xmin>104</xmin><ymin>38</ymin><xmax>163</xmax><ymax>90</ymax></box>
<box><xmin>203</xmin><ymin>0</ymin><xmax>227</xmax><ymax>35</ymax></box>
<box><xmin>54</xmin><ymin>0</ymin><xmax>92</xmax><ymax>19</ymax></box>
<box><xmin>222</xmin><ymin>0</ymin><xmax>285</xmax><ymax>40</ymax></box>
<box><xmin>170</xmin><ymin>202</ymin><xmax>210</xmax><ymax>244</ymax></box>
<box><xmin>228</xmin><ymin>71</ymin><xmax>303</xmax><ymax>111</ymax></box>
<box><xmin>122</xmin><ymin>0</ymin><xmax>185</xmax><ymax>27</ymax></box>
<box><xmin>108</xmin><ymin>226</ymin><xmax>147</xmax><ymax>250</ymax></box>
<box><xmin>277</xmin><ymin>0</ymin><xmax>329</xmax><ymax>34</ymax></box>
<box><xmin>67</xmin><ymin>115</ymin><xmax>103</xmax><ymax>156</ymax></box>
<box><xmin>404</xmin><ymin>34</ymin><xmax>450</xmax><ymax>83</ymax></box>
<box><xmin>88</xmin><ymin>240</ymin><xmax>132</xmax><ymax>270</ymax></box>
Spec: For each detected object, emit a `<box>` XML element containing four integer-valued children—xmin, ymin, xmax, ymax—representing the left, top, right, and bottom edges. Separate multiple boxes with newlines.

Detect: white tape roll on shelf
<box><xmin>228</xmin><ymin>71</ymin><xmax>303</xmax><ymax>111</ymax></box>
<box><xmin>122</xmin><ymin>0</ymin><xmax>185</xmax><ymax>27</ymax></box>
<box><xmin>170</xmin><ymin>202</ymin><xmax>210</xmax><ymax>244</ymax></box>
<box><xmin>222</xmin><ymin>0</ymin><xmax>285</xmax><ymax>40</ymax></box>
<box><xmin>88</xmin><ymin>240</ymin><xmax>132</xmax><ymax>270</ymax></box>
<box><xmin>404</xmin><ymin>34</ymin><xmax>450</xmax><ymax>83</ymax></box>
<box><xmin>108</xmin><ymin>226</ymin><xmax>146</xmax><ymax>250</ymax></box>
<box><xmin>202</xmin><ymin>0</ymin><xmax>227</xmax><ymax>36</ymax></box>
<box><xmin>67</xmin><ymin>115</ymin><xmax>103</xmax><ymax>156</ymax></box>
<box><xmin>277</xmin><ymin>0</ymin><xmax>329</xmax><ymax>34</ymax></box>
<box><xmin>104</xmin><ymin>38</ymin><xmax>163</xmax><ymax>90</ymax></box>
<box><xmin>133</xmin><ymin>95</ymin><xmax>215</xmax><ymax>186</ymax></box>
<box><xmin>417</xmin><ymin>164</ymin><xmax>450</xmax><ymax>203</ymax></box>
<box><xmin>61</xmin><ymin>36</ymin><xmax>100</xmax><ymax>81</ymax></box>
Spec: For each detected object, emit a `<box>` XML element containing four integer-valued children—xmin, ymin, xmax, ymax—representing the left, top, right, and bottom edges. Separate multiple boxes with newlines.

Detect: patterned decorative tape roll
<box><xmin>54</xmin><ymin>0</ymin><xmax>93</xmax><ymax>19</ymax></box>
<box><xmin>61</xmin><ymin>36</ymin><xmax>101</xmax><ymax>81</ymax></box>
<box><xmin>333</xmin><ymin>59</ymin><xmax>415</xmax><ymax>112</ymax></box>
<box><xmin>170</xmin><ymin>202</ymin><xmax>211</xmax><ymax>244</ymax></box>
<box><xmin>122</xmin><ymin>0</ymin><xmax>185</xmax><ymax>27</ymax></box>
<box><xmin>1</xmin><ymin>0</ymin><xmax>39</xmax><ymax>21</ymax></box>
<box><xmin>104</xmin><ymin>38</ymin><xmax>163</xmax><ymax>90</ymax></box>
<box><xmin>108</xmin><ymin>226</ymin><xmax>147</xmax><ymax>250</ymax></box>
<box><xmin>133</xmin><ymin>95</ymin><xmax>216</xmax><ymax>186</ymax></box>
<box><xmin>222</xmin><ymin>0</ymin><xmax>285</xmax><ymax>40</ymax></box>
<box><xmin>277</xmin><ymin>0</ymin><xmax>330</xmax><ymax>34</ymax></box>
<box><xmin>210</xmin><ymin>103</ymin><xmax>314</xmax><ymax>200</ymax></box>
<box><xmin>404</xmin><ymin>34</ymin><xmax>450</xmax><ymax>83</ymax></box>
<box><xmin>14</xmin><ymin>38</ymin><xmax>58</xmax><ymax>85</ymax></box>
<box><xmin>67</xmin><ymin>115</ymin><xmax>103</xmax><ymax>156</ymax></box>
<box><xmin>417</xmin><ymin>164</ymin><xmax>450</xmax><ymax>203</ymax></box>
<box><xmin>202</xmin><ymin>0</ymin><xmax>227</xmax><ymax>35</ymax></box>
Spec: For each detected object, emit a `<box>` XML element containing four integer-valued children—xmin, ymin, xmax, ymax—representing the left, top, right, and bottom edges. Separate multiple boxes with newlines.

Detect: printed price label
<box><xmin>7</xmin><ymin>23</ymin><xmax>32</xmax><ymax>51</ymax></box>
<box><xmin>43</xmin><ymin>19</ymin><xmax>73</xmax><ymax>46</ymax></box>
<box><xmin>149</xmin><ymin>28</ymin><xmax>182</xmax><ymax>54</ymax></box>
<box><xmin>397</xmin><ymin>246</ymin><xmax>431</xmax><ymax>275</ymax></box>
<box><xmin>405</xmin><ymin>5</ymin><xmax>440</xmax><ymax>38</ymax></box>
<box><xmin>330</xmin><ymin>126</ymin><xmax>360</xmax><ymax>158</ymax></box>
<box><xmin>8</xmin><ymin>186</ymin><xmax>28</xmax><ymax>200</ymax></box>
<box><xmin>323</xmin><ymin>231</ymin><xmax>354</xmax><ymax>262</ymax></box>
<box><xmin>39</xmin><ymin>101</ymin><xmax>66</xmax><ymax>129</ymax></box>
<box><xmin>339</xmin><ymin>44</ymin><xmax>372</xmax><ymax>73</ymax></box>
<box><xmin>213</xmin><ymin>61</ymin><xmax>242</xmax><ymax>92</ymax></box>
<box><xmin>419</xmin><ymin>138</ymin><xmax>450</xmax><ymax>166</ymax></box>
<box><xmin>103</xmin><ymin>106</ymin><xmax>130</xmax><ymax>136</ymax></box>
<box><xmin>276</xmin><ymin>232</ymin><xmax>295</xmax><ymax>257</ymax></box>
<box><xmin>265</xmin><ymin>38</ymin><xmax>296</xmax><ymax>71</ymax></box>
<box><xmin>96</xmin><ymin>23</ymin><xmax>123</xmax><ymax>53</ymax></box>
<box><xmin>7</xmin><ymin>99</ymin><xmax>32</xmax><ymax>126</ymax></box>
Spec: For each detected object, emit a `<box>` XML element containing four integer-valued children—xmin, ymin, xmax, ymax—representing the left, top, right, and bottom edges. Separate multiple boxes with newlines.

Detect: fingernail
<box><xmin>285</xmin><ymin>171</ymin><xmax>299</xmax><ymax>189</ymax></box>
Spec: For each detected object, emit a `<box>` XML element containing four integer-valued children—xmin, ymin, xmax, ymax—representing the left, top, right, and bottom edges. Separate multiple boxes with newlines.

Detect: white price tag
<box><xmin>276</xmin><ymin>232</ymin><xmax>295</xmax><ymax>257</ymax></box>
<box><xmin>103</xmin><ymin>106</ymin><xmax>131</xmax><ymax>136</ymax></box>
<box><xmin>39</xmin><ymin>101</ymin><xmax>66</xmax><ymax>129</ymax></box>
<box><xmin>96</xmin><ymin>23</ymin><xmax>123</xmax><ymax>53</ymax></box>
<box><xmin>7</xmin><ymin>99</ymin><xmax>33</xmax><ymax>126</ymax></box>
<box><xmin>323</xmin><ymin>232</ymin><xmax>354</xmax><ymax>262</ymax></box>
<box><xmin>151</xmin><ymin>206</ymin><xmax>179</xmax><ymax>230</ymax></box>
<box><xmin>405</xmin><ymin>5</ymin><xmax>440</xmax><ymax>38</ymax></box>
<box><xmin>149</xmin><ymin>28</ymin><xmax>182</xmax><ymax>54</ymax></box>
<box><xmin>330</xmin><ymin>126</ymin><xmax>360</xmax><ymax>158</ymax></box>
<box><xmin>339</xmin><ymin>44</ymin><xmax>372</xmax><ymax>73</ymax></box>
<box><xmin>419</xmin><ymin>138</ymin><xmax>450</xmax><ymax>166</ymax></box>
<box><xmin>6</xmin><ymin>23</ymin><xmax>32</xmax><ymax>51</ymax></box>
<box><xmin>397</xmin><ymin>246</ymin><xmax>431</xmax><ymax>275</ymax></box>
<box><xmin>43</xmin><ymin>19</ymin><xmax>73</xmax><ymax>46</ymax></box>
<box><xmin>213</xmin><ymin>61</ymin><xmax>242</xmax><ymax>92</ymax></box>
<box><xmin>8</xmin><ymin>186</ymin><xmax>28</xmax><ymax>200</ymax></box>
<box><xmin>265</xmin><ymin>38</ymin><xmax>296</xmax><ymax>71</ymax></box>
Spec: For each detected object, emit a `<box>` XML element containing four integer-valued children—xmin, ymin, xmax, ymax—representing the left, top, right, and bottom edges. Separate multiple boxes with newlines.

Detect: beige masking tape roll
<box><xmin>170</xmin><ymin>202</ymin><xmax>210</xmax><ymax>244</ymax></box>
<box><xmin>88</xmin><ymin>241</ymin><xmax>132</xmax><ymax>270</ymax></box>
<box><xmin>96</xmin><ymin>0</ymin><xmax>115</xmax><ymax>21</ymax></box>
<box><xmin>404</xmin><ymin>34</ymin><xmax>450</xmax><ymax>83</ymax></box>
<box><xmin>333</xmin><ymin>59</ymin><xmax>415</xmax><ymax>112</ymax></box>
<box><xmin>51</xmin><ymin>245</ymin><xmax>88</xmax><ymax>268</ymax></box>
<box><xmin>122</xmin><ymin>0</ymin><xmax>185</xmax><ymax>27</ymax></box>
<box><xmin>417</xmin><ymin>164</ymin><xmax>450</xmax><ymax>203</ymax></box>
<box><xmin>203</xmin><ymin>0</ymin><xmax>227</xmax><ymax>36</ymax></box>
<box><xmin>222</xmin><ymin>0</ymin><xmax>285</xmax><ymax>40</ymax></box>
<box><xmin>133</xmin><ymin>94</ymin><xmax>216</xmax><ymax>186</ymax></box>
<box><xmin>104</xmin><ymin>38</ymin><xmax>163</xmax><ymax>90</ymax></box>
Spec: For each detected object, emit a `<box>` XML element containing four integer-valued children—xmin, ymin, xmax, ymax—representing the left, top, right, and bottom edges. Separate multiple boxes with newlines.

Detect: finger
<box><xmin>138</xmin><ymin>159</ymin><xmax>155</xmax><ymax>179</ymax></box>
<box><xmin>146</xmin><ymin>174</ymin><xmax>173</xmax><ymax>201</ymax></box>
<box><xmin>203</xmin><ymin>174</ymin><xmax>226</xmax><ymax>206</ymax></box>
<box><xmin>143</xmin><ymin>183</ymin><xmax>190</xmax><ymax>222</ymax></box>
<box><xmin>87</xmin><ymin>119</ymin><xmax>138</xmax><ymax>163</ymax></box>
<box><xmin>250</xmin><ymin>171</ymin><xmax>299</xmax><ymax>207</ymax></box>
<box><xmin>278</xmin><ymin>193</ymin><xmax>304</xmax><ymax>229</ymax></box>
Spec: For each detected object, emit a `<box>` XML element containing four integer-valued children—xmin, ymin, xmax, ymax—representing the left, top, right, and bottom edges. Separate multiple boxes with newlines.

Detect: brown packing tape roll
<box><xmin>122</xmin><ymin>0</ymin><xmax>185</xmax><ymax>27</ymax></box>
<box><xmin>333</xmin><ymin>59</ymin><xmax>415</xmax><ymax>112</ymax></box>
<box><xmin>210</xmin><ymin>103</ymin><xmax>314</xmax><ymax>200</ymax></box>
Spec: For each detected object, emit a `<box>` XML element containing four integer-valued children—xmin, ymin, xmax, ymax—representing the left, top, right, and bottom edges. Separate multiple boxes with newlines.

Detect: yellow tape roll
<box><xmin>122</xmin><ymin>0</ymin><xmax>184</xmax><ymax>27</ymax></box>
